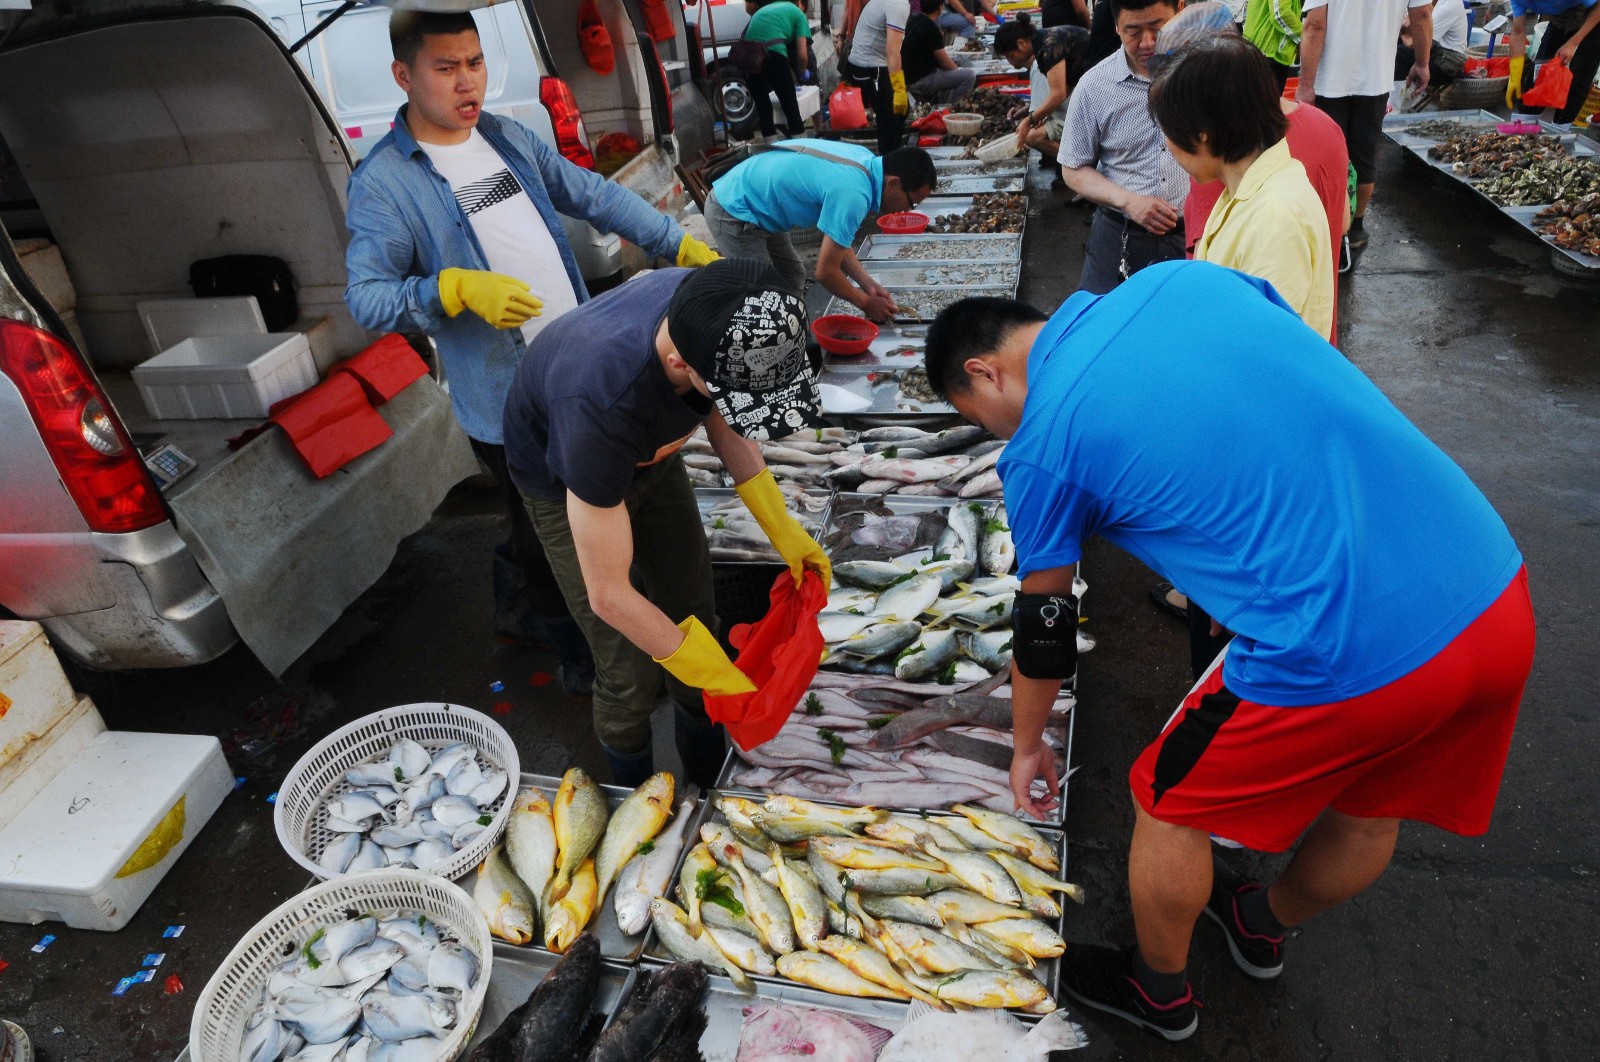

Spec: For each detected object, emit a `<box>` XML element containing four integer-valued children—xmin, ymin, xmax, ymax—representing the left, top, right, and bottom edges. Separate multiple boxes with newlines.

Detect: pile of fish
<box><xmin>699</xmin><ymin>492</ymin><xmax>829</xmax><ymax>565</ymax></box>
<box><xmin>474</xmin><ymin>769</ymin><xmax>698</xmax><ymax>951</ymax></box>
<box><xmin>682</xmin><ymin>424</ymin><xmax>1008</xmax><ymax>500</ymax></box>
<box><xmin>238</xmin><ymin>910</ymin><xmax>480</xmax><ymax>1061</ymax></box>
<box><xmin>876</xmin><ymin>1001</ymin><xmax>1087</xmax><ymax>1061</ymax></box>
<box><xmin>315</xmin><ymin>738</ymin><xmax>510</xmax><ymax>876</ymax></box>
<box><xmin>726</xmin><ymin>674</ymin><xmax>1070</xmax><ymax>815</ymax></box>
<box><xmin>651</xmin><ymin>795</ymin><xmax>1079</xmax><ymax>1012</ymax></box>
<box><xmin>591</xmin><ymin>961</ymin><xmax>709</xmax><ymax>1062</ymax></box>
<box><xmin>735</xmin><ymin>1003</ymin><xmax>892</xmax><ymax>1061</ymax></box>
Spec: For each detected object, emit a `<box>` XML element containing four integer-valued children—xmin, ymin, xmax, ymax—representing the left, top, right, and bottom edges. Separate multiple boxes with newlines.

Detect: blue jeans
<box><xmin>937</xmin><ymin>10</ymin><xmax>978</xmax><ymax>39</ymax></box>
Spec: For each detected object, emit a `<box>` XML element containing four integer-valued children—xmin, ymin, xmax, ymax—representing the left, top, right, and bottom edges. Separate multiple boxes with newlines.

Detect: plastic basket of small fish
<box><xmin>824</xmin><ymin>285</ymin><xmax>1016</xmax><ymax>324</ymax></box>
<box><xmin>636</xmin><ymin>791</ymin><xmax>1076</xmax><ymax>1021</ymax></box>
<box><xmin>463</xmin><ymin>770</ymin><xmax>710</xmax><ymax>964</ymax></box>
<box><xmin>460</xmin><ymin>934</ymin><xmax>637</xmax><ymax>1058</ymax></box>
<box><xmin>190</xmin><ymin>868</ymin><xmax>492</xmax><ymax>1062</ymax></box>
<box><xmin>274</xmin><ymin>703</ymin><xmax>520</xmax><ymax>884</ymax></box>
<box><xmin>855</xmin><ymin>233</ymin><xmax>1023</xmax><ymax>262</ymax></box>
<box><xmin>698</xmin><ymin>487</ymin><xmax>834</xmax><ymax>565</ymax></box>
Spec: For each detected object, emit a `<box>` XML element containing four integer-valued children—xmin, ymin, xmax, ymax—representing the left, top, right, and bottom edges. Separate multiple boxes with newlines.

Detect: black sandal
<box><xmin>1149</xmin><ymin>581</ymin><xmax>1189</xmax><ymax>622</ymax></box>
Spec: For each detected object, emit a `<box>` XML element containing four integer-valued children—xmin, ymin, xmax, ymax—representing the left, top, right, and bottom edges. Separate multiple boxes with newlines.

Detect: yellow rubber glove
<box><xmin>676</xmin><ymin>234</ymin><xmax>721</xmax><ymax>268</ymax></box>
<box><xmin>890</xmin><ymin>70</ymin><xmax>909</xmax><ymax>117</ymax></box>
<box><xmin>438</xmin><ymin>268</ymin><xmax>543</xmax><ymax>329</ymax></box>
<box><xmin>1506</xmin><ymin>56</ymin><xmax>1525</xmax><ymax>109</ymax></box>
<box><xmin>654</xmin><ymin>616</ymin><xmax>757</xmax><ymax>696</ymax></box>
<box><xmin>736</xmin><ymin>469</ymin><xmax>832</xmax><ymax>588</ymax></box>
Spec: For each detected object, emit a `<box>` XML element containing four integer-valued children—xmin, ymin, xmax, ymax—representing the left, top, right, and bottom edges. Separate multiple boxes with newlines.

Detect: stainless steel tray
<box><xmin>862</xmin><ymin>259</ymin><xmax>1022</xmax><ymax>289</ymax></box>
<box><xmin>857</xmin><ymin>232</ymin><xmax>1023</xmax><ymax>261</ymax></box>
<box><xmin>450</xmin><ymin>772</ymin><xmax>711</xmax><ymax>962</ymax></box>
<box><xmin>621</xmin><ymin>960</ymin><xmax>911</xmax><ymax>1061</ymax></box>
<box><xmin>1503</xmin><ymin>204</ymin><xmax>1600</xmax><ymax>271</ymax></box>
<box><xmin>822</xmin><ymin>322</ymin><xmax>928</xmax><ymax>373</ymax></box>
<box><xmin>929</xmin><ymin>173</ymin><xmax>1027</xmax><ymax>195</ymax></box>
<box><xmin>817</xmin><ymin>364</ymin><xmax>955</xmax><ymax>417</ymax></box>
<box><xmin>932</xmin><ymin>157</ymin><xmax>1027</xmax><ymax>177</ymax></box>
<box><xmin>824</xmin><ymin>285</ymin><xmax>1015</xmax><ymax>323</ymax></box>
<box><xmin>464</xmin><ymin>945</ymin><xmax>637</xmax><ymax>1053</ymax></box>
<box><xmin>641</xmin><ymin>798</ymin><xmax>1069</xmax><ymax>1006</ymax></box>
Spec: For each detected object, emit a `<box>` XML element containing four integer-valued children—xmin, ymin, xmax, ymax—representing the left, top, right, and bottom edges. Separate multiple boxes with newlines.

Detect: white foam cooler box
<box><xmin>132</xmin><ymin>332</ymin><xmax>316</xmax><ymax>420</ymax></box>
<box><xmin>0</xmin><ymin>693</ymin><xmax>106</xmax><ymax>832</ymax></box>
<box><xmin>0</xmin><ymin>732</ymin><xmax>233</xmax><ymax>931</ymax></box>
<box><xmin>0</xmin><ymin>621</ymin><xmax>79</xmax><ymax>767</ymax></box>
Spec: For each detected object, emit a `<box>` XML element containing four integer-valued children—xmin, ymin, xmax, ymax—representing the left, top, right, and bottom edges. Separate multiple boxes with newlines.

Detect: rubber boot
<box><xmin>492</xmin><ymin>543</ymin><xmax>550</xmax><ymax>647</ymax></box>
<box><xmin>603</xmin><ymin>741</ymin><xmax>656</xmax><ymax>789</ymax></box>
<box><xmin>542</xmin><ymin>615</ymin><xmax>595</xmax><ymax>698</ymax></box>
<box><xmin>674</xmin><ymin>705</ymin><xmax>728</xmax><ymax>792</ymax></box>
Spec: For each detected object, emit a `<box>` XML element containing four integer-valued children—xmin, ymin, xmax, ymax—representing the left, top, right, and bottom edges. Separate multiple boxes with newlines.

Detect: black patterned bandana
<box><xmin>667</xmin><ymin>259</ymin><xmax>826</xmax><ymax>441</ymax></box>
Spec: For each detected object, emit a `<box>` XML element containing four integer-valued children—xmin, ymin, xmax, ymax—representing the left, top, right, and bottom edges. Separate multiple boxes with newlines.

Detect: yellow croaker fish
<box><xmin>754</xmin><ymin>796</ymin><xmax>887</xmax><ymax>842</ymax></box>
<box><xmin>505</xmin><ymin>788</ymin><xmax>558</xmax><ymax>926</ymax></box>
<box><xmin>868</xmin><ymin>817</ymin><xmax>967</xmax><ymax>852</ymax></box>
<box><xmin>677</xmin><ymin>842</ymin><xmax>719</xmax><ymax>931</ymax></box>
<box><xmin>544</xmin><ymin>857</ymin><xmax>597</xmax><ymax>953</ymax></box>
<box><xmin>946</xmin><ymin>920</ymin><xmax>1033</xmax><ymax>969</ymax></box>
<box><xmin>939</xmin><ymin>816</ymin><xmax>1020</xmax><ymax>855</ymax></box>
<box><xmin>650</xmin><ymin>898</ymin><xmax>756</xmax><ymax>993</ymax></box>
<box><xmin>701</xmin><ymin>823</ymin><xmax>774</xmax><ymax>875</ymax></box>
<box><xmin>929</xmin><ymin>969</ymin><xmax>1055</xmax><ymax>1012</ymax></box>
<box><xmin>816</xmin><ymin>935</ymin><xmax>945</xmax><ymax>1009</ymax></box>
<box><xmin>989</xmin><ymin>852</ymin><xmax>1085</xmax><ymax>905</ymax></box>
<box><xmin>769</xmin><ymin>847</ymin><xmax>829</xmax><ymax>951</ymax></box>
<box><xmin>926</xmin><ymin>889</ymin><xmax>1029</xmax><ymax>926</ymax></box>
<box><xmin>776</xmin><ymin>952</ymin><xmax>911</xmax><ymax>1001</ymax></box>
<box><xmin>703</xmin><ymin>924</ymin><xmax>778</xmax><ymax>975</ymax></box>
<box><xmin>593</xmin><ymin>772</ymin><xmax>674</xmax><ymax>904</ymax></box>
<box><xmin>474</xmin><ymin>844</ymin><xmax>536</xmax><ymax>945</ymax></box>
<box><xmin>809</xmin><ymin>837</ymin><xmax>948</xmax><ymax>873</ymax></box>
<box><xmin>550</xmin><ymin>768</ymin><xmax>609</xmax><ymax>902</ymax></box>
<box><xmin>922</xmin><ymin>841</ymin><xmax>1024</xmax><ymax>907</ymax></box>
<box><xmin>881</xmin><ymin>919</ymin><xmax>1001</xmax><ymax>975</ymax></box>
<box><xmin>971</xmin><ymin>918</ymin><xmax>1067</xmax><ymax>960</ymax></box>
<box><xmin>713</xmin><ymin>795</ymin><xmax>771</xmax><ymax>850</ymax></box>
<box><xmin>950</xmin><ymin>804</ymin><xmax>1060</xmax><ymax>871</ymax></box>
<box><xmin>724</xmin><ymin>844</ymin><xmax>796</xmax><ymax>954</ymax></box>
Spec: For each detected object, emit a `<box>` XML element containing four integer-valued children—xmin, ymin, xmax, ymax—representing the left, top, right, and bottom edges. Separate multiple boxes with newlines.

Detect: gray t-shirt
<box><xmin>850</xmin><ymin>0</ymin><xmax>911</xmax><ymax>68</ymax></box>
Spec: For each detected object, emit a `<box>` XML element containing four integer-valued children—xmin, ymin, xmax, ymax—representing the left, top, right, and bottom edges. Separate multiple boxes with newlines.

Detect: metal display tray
<box><xmin>932</xmin><ymin>156</ymin><xmax>1027</xmax><ymax>177</ymax></box>
<box><xmin>861</xmin><ymin>258</ymin><xmax>1022</xmax><ymax>289</ymax></box>
<box><xmin>450</xmin><ymin>772</ymin><xmax>712</xmax><ymax>963</ymax></box>
<box><xmin>1503</xmin><ymin>204</ymin><xmax>1600</xmax><ymax>272</ymax></box>
<box><xmin>929</xmin><ymin>173</ymin><xmax>1027</xmax><ymax>195</ymax></box>
<box><xmin>824</xmin><ymin>285</ymin><xmax>1016</xmax><ymax>323</ymax></box>
<box><xmin>856</xmin><ymin>232</ymin><xmax>1024</xmax><ymax>261</ymax></box>
<box><xmin>697</xmin><ymin>487</ymin><xmax>835</xmax><ymax>566</ymax></box>
<box><xmin>640</xmin><ymin>797</ymin><xmax>1070</xmax><ymax>1005</ymax></box>
<box><xmin>822</xmin><ymin>321</ymin><xmax>928</xmax><ymax>373</ymax></box>
<box><xmin>817</xmin><ymin>363</ymin><xmax>955</xmax><ymax>418</ymax></box>
<box><xmin>464</xmin><ymin>945</ymin><xmax>638</xmax><ymax>1053</ymax></box>
<box><xmin>621</xmin><ymin>961</ymin><xmax>911</xmax><ymax>1061</ymax></box>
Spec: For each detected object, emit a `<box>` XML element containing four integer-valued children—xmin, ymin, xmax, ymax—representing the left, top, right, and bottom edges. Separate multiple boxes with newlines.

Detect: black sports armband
<box><xmin>1011</xmin><ymin>592</ymin><xmax>1079</xmax><ymax>680</ymax></box>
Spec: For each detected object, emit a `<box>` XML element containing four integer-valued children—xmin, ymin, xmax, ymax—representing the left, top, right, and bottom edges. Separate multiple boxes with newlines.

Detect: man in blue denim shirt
<box><xmin>344</xmin><ymin>11</ymin><xmax>718</xmax><ymax>694</ymax></box>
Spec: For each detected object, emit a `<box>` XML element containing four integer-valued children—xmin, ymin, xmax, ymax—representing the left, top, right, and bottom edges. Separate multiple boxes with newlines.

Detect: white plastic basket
<box><xmin>275</xmin><ymin>703</ymin><xmax>520</xmax><ymax>883</ymax></box>
<box><xmin>944</xmin><ymin>112</ymin><xmax>985</xmax><ymax>137</ymax></box>
<box><xmin>190</xmin><ymin>868</ymin><xmax>492</xmax><ymax>1062</ymax></box>
<box><xmin>975</xmin><ymin>134</ymin><xmax>1022</xmax><ymax>165</ymax></box>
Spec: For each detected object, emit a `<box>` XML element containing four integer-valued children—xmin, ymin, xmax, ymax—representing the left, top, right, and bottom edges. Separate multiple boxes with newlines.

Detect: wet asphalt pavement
<box><xmin>2</xmin><ymin>135</ymin><xmax>1598</xmax><ymax>1060</ymax></box>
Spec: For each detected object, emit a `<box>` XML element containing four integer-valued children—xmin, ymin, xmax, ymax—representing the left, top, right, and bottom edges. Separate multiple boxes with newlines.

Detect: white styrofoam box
<box><xmin>14</xmin><ymin>238</ymin><xmax>76</xmax><ymax>314</ymax></box>
<box><xmin>136</xmin><ymin>296</ymin><xmax>267</xmax><ymax>356</ymax></box>
<box><xmin>0</xmin><ymin>732</ymin><xmax>233</xmax><ymax>931</ymax></box>
<box><xmin>0</xmin><ymin>694</ymin><xmax>105</xmax><ymax>833</ymax></box>
<box><xmin>0</xmin><ymin>621</ymin><xmax>79</xmax><ymax>772</ymax></box>
<box><xmin>132</xmin><ymin>332</ymin><xmax>317</xmax><ymax>420</ymax></box>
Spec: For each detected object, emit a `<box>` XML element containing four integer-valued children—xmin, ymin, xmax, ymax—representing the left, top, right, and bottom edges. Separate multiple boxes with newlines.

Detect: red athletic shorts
<box><xmin>1130</xmin><ymin>567</ymin><xmax>1534</xmax><ymax>852</ymax></box>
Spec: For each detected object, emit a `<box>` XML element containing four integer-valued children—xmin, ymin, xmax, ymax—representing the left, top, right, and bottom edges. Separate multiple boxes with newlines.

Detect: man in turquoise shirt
<box><xmin>702</xmin><ymin>143</ymin><xmax>935</xmax><ymax>320</ymax></box>
<box><xmin>1506</xmin><ymin>0</ymin><xmax>1600</xmax><ymax>125</ymax></box>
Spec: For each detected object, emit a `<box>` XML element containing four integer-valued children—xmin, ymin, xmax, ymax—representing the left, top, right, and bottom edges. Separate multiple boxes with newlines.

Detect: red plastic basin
<box><xmin>812</xmin><ymin>315</ymin><xmax>880</xmax><ymax>356</ymax></box>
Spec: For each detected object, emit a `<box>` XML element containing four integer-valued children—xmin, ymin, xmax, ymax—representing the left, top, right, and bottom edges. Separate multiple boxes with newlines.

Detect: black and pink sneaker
<box><xmin>1203</xmin><ymin>877</ymin><xmax>1286</xmax><ymax>980</ymax></box>
<box><xmin>1059</xmin><ymin>945</ymin><xmax>1200</xmax><ymax>1042</ymax></box>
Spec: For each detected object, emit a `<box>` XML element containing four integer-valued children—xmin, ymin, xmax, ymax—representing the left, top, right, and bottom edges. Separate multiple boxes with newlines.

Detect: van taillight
<box><xmin>0</xmin><ymin>319</ymin><xmax>166</xmax><ymax>534</ymax></box>
<box><xmin>540</xmin><ymin>77</ymin><xmax>596</xmax><ymax>170</ymax></box>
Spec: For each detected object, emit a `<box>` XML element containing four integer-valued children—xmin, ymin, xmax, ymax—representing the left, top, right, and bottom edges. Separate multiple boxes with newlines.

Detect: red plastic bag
<box><xmin>1522</xmin><ymin>57</ymin><xmax>1573</xmax><ymax>109</ymax></box>
<box><xmin>829</xmin><ymin>83</ymin><xmax>869</xmax><ymax>131</ymax></box>
<box><xmin>578</xmin><ymin>0</ymin><xmax>616</xmax><ymax>76</ymax></box>
<box><xmin>1463</xmin><ymin>56</ymin><xmax>1511</xmax><ymax>79</ymax></box>
<box><xmin>639</xmin><ymin>0</ymin><xmax>676</xmax><ymax>42</ymax></box>
<box><xmin>702</xmin><ymin>570</ymin><xmax>827</xmax><ymax>751</ymax></box>
<box><xmin>910</xmin><ymin>109</ymin><xmax>949</xmax><ymax>133</ymax></box>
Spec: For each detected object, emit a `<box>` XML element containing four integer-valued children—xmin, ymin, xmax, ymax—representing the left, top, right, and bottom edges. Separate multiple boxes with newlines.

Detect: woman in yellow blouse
<box><xmin>1149</xmin><ymin>35</ymin><xmax>1334</xmax><ymax>341</ymax></box>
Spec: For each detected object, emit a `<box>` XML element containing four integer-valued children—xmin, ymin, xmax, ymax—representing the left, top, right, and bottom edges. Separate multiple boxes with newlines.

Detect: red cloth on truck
<box><xmin>267</xmin><ymin>372</ymin><xmax>392</xmax><ymax>478</ymax></box>
<box><xmin>703</xmin><ymin>570</ymin><xmax>828</xmax><ymax>751</ymax></box>
<box><xmin>330</xmin><ymin>333</ymin><xmax>428</xmax><ymax>405</ymax></box>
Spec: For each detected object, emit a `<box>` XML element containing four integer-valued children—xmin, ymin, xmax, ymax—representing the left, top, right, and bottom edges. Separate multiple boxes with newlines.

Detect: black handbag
<box><xmin>188</xmin><ymin>255</ymin><xmax>298</xmax><ymax>332</ymax></box>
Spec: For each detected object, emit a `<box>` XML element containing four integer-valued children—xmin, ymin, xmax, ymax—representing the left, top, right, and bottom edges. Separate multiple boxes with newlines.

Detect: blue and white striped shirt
<box><xmin>1057</xmin><ymin>48</ymin><xmax>1189</xmax><ymax>211</ymax></box>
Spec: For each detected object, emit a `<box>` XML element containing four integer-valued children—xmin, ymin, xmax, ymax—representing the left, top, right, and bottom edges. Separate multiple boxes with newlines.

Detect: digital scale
<box><xmin>142</xmin><ymin>443</ymin><xmax>197</xmax><ymax>491</ymax></box>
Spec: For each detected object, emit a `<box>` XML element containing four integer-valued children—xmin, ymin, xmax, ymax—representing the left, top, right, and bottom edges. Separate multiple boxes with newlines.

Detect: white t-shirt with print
<box><xmin>420</xmin><ymin>129</ymin><xmax>580</xmax><ymax>344</ymax></box>
<box><xmin>1304</xmin><ymin>0</ymin><xmax>1433</xmax><ymax>98</ymax></box>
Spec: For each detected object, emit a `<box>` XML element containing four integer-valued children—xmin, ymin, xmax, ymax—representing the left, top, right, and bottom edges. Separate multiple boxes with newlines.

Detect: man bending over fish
<box><xmin>502</xmin><ymin>259</ymin><xmax>831</xmax><ymax>790</ymax></box>
<box><xmin>923</xmin><ymin>261</ymin><xmax>1533</xmax><ymax>1042</ymax></box>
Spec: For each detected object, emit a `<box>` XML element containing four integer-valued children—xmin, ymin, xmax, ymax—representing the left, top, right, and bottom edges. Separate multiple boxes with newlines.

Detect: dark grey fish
<box><xmin>467</xmin><ymin>1000</ymin><xmax>531</xmax><ymax>1062</ymax></box>
<box><xmin>864</xmin><ymin>697</ymin><xmax>1016</xmax><ymax>750</ymax></box>
<box><xmin>515</xmin><ymin>932</ymin><xmax>600</xmax><ymax>1062</ymax></box>
<box><xmin>928</xmin><ymin>729</ymin><xmax>1015</xmax><ymax>771</ymax></box>
<box><xmin>825</xmin><ymin>655</ymin><xmax>896</xmax><ymax>676</ymax></box>
<box><xmin>650</xmin><ymin>1002</ymin><xmax>709</xmax><ymax>1062</ymax></box>
<box><xmin>843</xmin><ymin>687</ymin><xmax>922</xmax><ymax>711</ymax></box>
<box><xmin>587</xmin><ymin>961</ymin><xmax>708</xmax><ymax>1062</ymax></box>
<box><xmin>915</xmin><ymin>425</ymin><xmax>989</xmax><ymax>456</ymax></box>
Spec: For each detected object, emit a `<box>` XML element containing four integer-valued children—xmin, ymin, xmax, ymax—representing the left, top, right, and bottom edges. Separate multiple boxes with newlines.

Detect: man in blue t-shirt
<box><xmin>923</xmin><ymin>260</ymin><xmax>1534</xmax><ymax>1042</ymax></box>
<box><xmin>503</xmin><ymin>259</ymin><xmax>831</xmax><ymax>790</ymax></box>
<box><xmin>703</xmin><ymin>143</ymin><xmax>936</xmax><ymax>320</ymax></box>
<box><xmin>1506</xmin><ymin>0</ymin><xmax>1600</xmax><ymax>125</ymax></box>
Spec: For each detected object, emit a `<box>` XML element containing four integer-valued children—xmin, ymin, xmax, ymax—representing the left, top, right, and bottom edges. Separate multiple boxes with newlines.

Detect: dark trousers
<box><xmin>846</xmin><ymin>61</ymin><xmax>904</xmax><ymax>156</ymax></box>
<box><xmin>1078</xmin><ymin>206</ymin><xmax>1186</xmax><ymax>295</ymax></box>
<box><xmin>1087</xmin><ymin>1</ymin><xmax>1120</xmax><ymax>65</ymax></box>
<box><xmin>1187</xmin><ymin>600</ymin><xmax>1233</xmax><ymax>681</ymax></box>
<box><xmin>749</xmin><ymin>50</ymin><xmax>806</xmax><ymax>137</ymax></box>
<box><xmin>1394</xmin><ymin>43</ymin><xmax>1465</xmax><ymax>87</ymax></box>
<box><xmin>1517</xmin><ymin>12</ymin><xmax>1600</xmax><ymax>124</ymax></box>
<box><xmin>469</xmin><ymin>438</ymin><xmax>571</xmax><ymax>620</ymax></box>
<box><xmin>1267</xmin><ymin>57</ymin><xmax>1296</xmax><ymax>94</ymax></box>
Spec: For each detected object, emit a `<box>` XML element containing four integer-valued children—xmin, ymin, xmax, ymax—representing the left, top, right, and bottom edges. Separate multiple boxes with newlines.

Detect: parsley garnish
<box><xmin>393</xmin><ymin>766</ymin><xmax>404</xmax><ymax>782</ymax></box>
<box><xmin>635</xmin><ymin>840</ymin><xmax>656</xmax><ymax>857</ymax></box>
<box><xmin>866</xmin><ymin>716</ymin><xmax>893</xmax><ymax>730</ymax></box>
<box><xmin>695</xmin><ymin>867</ymin><xmax>745</xmax><ymax>916</ymax></box>
<box><xmin>476</xmin><ymin>814</ymin><xmax>492</xmax><ymax>826</ymax></box>
<box><xmin>818</xmin><ymin>728</ymin><xmax>847</xmax><ymax>765</ymax></box>
<box><xmin>936</xmin><ymin>661</ymin><xmax>959</xmax><ymax>685</ymax></box>
<box><xmin>301</xmin><ymin>928</ymin><xmax>326</xmax><ymax>970</ymax></box>
<box><xmin>803</xmin><ymin>693</ymin><xmax>823</xmax><ymax>717</ymax></box>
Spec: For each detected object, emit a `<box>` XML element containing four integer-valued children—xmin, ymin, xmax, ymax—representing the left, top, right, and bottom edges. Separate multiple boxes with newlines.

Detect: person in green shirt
<box><xmin>1243</xmin><ymin>0</ymin><xmax>1302</xmax><ymax>91</ymax></box>
<box><xmin>743</xmin><ymin>0</ymin><xmax>814</xmax><ymax>139</ymax></box>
